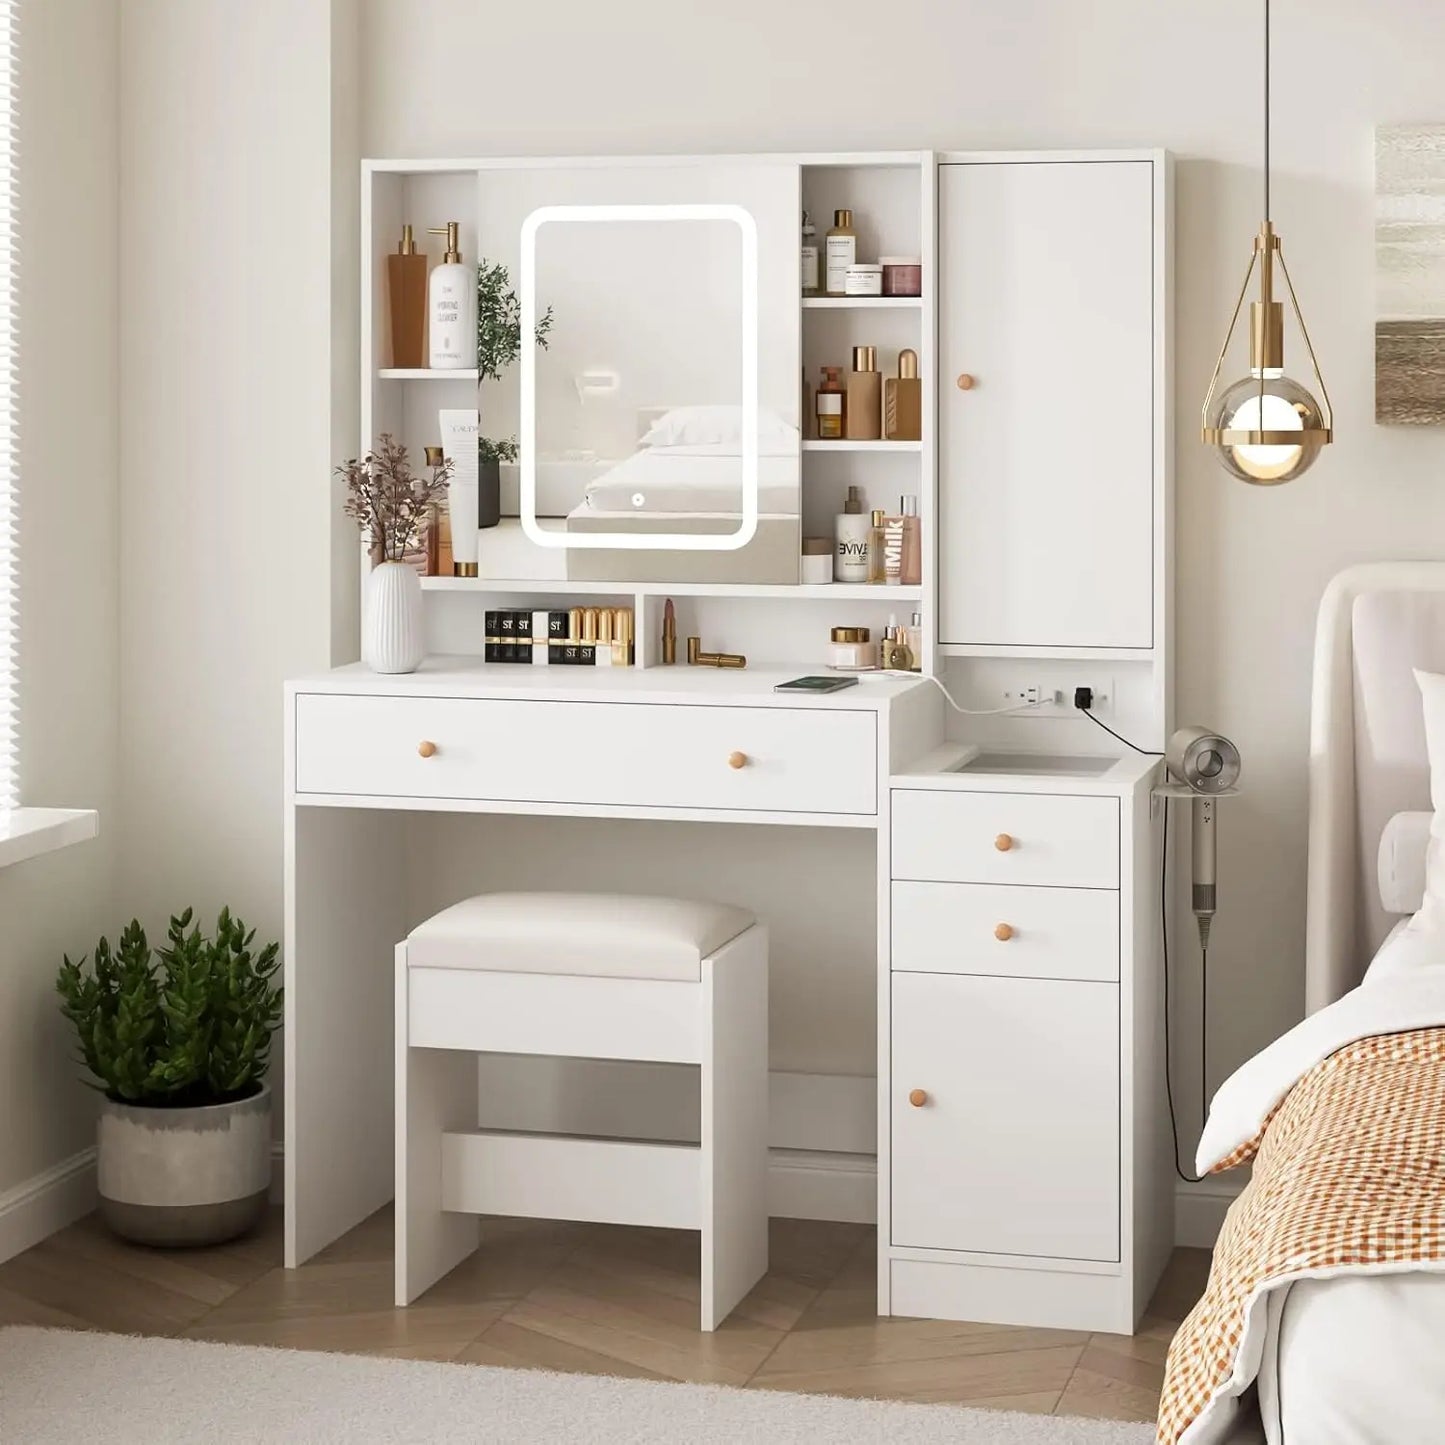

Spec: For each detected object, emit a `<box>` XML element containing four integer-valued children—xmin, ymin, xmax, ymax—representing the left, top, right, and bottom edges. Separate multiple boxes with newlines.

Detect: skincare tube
<box><xmin>439</xmin><ymin>409</ymin><xmax>481</xmax><ymax>577</ymax></box>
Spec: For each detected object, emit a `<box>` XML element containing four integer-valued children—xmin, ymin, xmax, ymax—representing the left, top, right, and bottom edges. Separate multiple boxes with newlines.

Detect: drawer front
<box><xmin>294</xmin><ymin>694</ymin><xmax>877</xmax><ymax>815</ymax></box>
<box><xmin>891</xmin><ymin>790</ymin><xmax>1118</xmax><ymax>889</ymax></box>
<box><xmin>891</xmin><ymin>882</ymin><xmax>1118</xmax><ymax>982</ymax></box>
<box><xmin>891</xmin><ymin>971</ymin><xmax>1119</xmax><ymax>1261</ymax></box>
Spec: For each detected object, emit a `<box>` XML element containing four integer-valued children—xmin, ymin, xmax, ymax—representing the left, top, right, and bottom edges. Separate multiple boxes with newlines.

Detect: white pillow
<box><xmin>1378</xmin><ymin>811</ymin><xmax>1433</xmax><ymax>914</ymax></box>
<box><xmin>640</xmin><ymin>405</ymin><xmax>796</xmax><ymax>450</ymax></box>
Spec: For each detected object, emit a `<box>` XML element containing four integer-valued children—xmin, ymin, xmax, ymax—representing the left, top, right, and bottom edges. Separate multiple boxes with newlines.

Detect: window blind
<box><xmin>0</xmin><ymin>1</ymin><xmax>15</xmax><ymax>810</ymax></box>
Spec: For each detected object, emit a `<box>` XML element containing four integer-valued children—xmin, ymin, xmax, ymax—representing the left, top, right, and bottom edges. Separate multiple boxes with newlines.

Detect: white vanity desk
<box><xmin>283</xmin><ymin>657</ymin><xmax>941</xmax><ymax>1272</ymax></box>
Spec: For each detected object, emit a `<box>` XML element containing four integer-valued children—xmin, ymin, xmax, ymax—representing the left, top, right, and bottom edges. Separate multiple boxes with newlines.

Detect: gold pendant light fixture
<box><xmin>1202</xmin><ymin>0</ymin><xmax>1332</xmax><ymax>485</ymax></box>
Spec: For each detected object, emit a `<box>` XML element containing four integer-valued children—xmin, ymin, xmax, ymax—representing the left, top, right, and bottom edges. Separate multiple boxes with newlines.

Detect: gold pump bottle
<box><xmin>387</xmin><ymin>225</ymin><xmax>428</xmax><ymax>368</ymax></box>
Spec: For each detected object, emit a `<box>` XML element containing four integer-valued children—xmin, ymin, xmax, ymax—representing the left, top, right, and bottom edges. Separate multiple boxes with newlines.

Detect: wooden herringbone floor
<box><xmin>0</xmin><ymin>1207</ymin><xmax>1208</xmax><ymax>1422</ymax></box>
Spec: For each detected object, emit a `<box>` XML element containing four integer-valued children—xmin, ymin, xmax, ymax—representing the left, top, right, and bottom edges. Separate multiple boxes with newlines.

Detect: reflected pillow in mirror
<box><xmin>640</xmin><ymin>405</ymin><xmax>796</xmax><ymax>450</ymax></box>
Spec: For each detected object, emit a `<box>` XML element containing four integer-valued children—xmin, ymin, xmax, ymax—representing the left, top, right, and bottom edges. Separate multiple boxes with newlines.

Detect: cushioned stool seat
<box><xmin>395</xmin><ymin>891</ymin><xmax>768</xmax><ymax>1329</ymax></box>
<box><xmin>406</xmin><ymin>892</ymin><xmax>755</xmax><ymax>980</ymax></box>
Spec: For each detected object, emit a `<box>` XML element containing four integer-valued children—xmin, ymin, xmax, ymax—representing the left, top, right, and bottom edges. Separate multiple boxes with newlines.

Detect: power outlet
<box><xmin>1002</xmin><ymin>678</ymin><xmax>1114</xmax><ymax>716</ymax></box>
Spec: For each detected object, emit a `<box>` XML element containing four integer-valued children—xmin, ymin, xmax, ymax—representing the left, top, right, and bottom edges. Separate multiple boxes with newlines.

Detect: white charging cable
<box><xmin>880</xmin><ymin>670</ymin><xmax>1046</xmax><ymax>717</ymax></box>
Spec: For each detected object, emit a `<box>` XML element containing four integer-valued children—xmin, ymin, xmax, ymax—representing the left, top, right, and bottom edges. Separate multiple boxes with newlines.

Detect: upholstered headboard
<box><xmin>1306</xmin><ymin>562</ymin><xmax>1445</xmax><ymax>1011</ymax></box>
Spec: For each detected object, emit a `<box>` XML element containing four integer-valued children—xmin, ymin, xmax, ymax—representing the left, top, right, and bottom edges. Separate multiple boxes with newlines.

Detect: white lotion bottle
<box><xmin>439</xmin><ymin>408</ymin><xmax>481</xmax><ymax>577</ymax></box>
<box><xmin>834</xmin><ymin>483</ymin><xmax>870</xmax><ymax>583</ymax></box>
<box><xmin>426</xmin><ymin>222</ymin><xmax>475</xmax><ymax>370</ymax></box>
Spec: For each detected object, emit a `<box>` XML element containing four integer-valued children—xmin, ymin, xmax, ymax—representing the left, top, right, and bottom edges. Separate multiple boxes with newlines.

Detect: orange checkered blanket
<box><xmin>1157</xmin><ymin>1024</ymin><xmax>1445</xmax><ymax>1444</ymax></box>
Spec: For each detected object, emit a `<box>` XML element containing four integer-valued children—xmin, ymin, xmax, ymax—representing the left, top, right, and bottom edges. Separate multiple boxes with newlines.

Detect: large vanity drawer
<box><xmin>293</xmin><ymin>693</ymin><xmax>877</xmax><ymax>815</ymax></box>
<box><xmin>892</xmin><ymin>881</ymin><xmax>1118</xmax><ymax>982</ymax></box>
<box><xmin>891</xmin><ymin>790</ymin><xmax>1118</xmax><ymax>889</ymax></box>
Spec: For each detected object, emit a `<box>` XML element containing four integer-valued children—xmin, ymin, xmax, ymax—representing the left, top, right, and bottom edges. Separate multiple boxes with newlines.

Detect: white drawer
<box><xmin>891</xmin><ymin>881</ymin><xmax>1118</xmax><ymax>982</ymax></box>
<box><xmin>891</xmin><ymin>971</ymin><xmax>1119</xmax><ymax>1261</ymax></box>
<box><xmin>294</xmin><ymin>693</ymin><xmax>877</xmax><ymax>816</ymax></box>
<box><xmin>891</xmin><ymin>790</ymin><xmax>1118</xmax><ymax>889</ymax></box>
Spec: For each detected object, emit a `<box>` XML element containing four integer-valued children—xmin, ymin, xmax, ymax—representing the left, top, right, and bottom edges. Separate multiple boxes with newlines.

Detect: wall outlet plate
<box><xmin>1002</xmin><ymin>677</ymin><xmax>1114</xmax><ymax>717</ymax></box>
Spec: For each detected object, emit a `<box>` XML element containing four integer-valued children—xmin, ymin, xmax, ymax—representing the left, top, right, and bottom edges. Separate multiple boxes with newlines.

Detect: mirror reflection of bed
<box><xmin>474</xmin><ymin>163</ymin><xmax>801</xmax><ymax>586</ymax></box>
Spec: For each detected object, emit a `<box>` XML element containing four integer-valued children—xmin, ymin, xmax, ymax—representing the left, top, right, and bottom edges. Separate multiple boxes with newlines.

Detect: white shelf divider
<box><xmin>802</xmin><ymin>296</ymin><xmax>924</xmax><ymax>310</ymax></box>
<box><xmin>802</xmin><ymin>440</ymin><xmax>922</xmax><ymax>453</ymax></box>
<box><xmin>421</xmin><ymin>575</ymin><xmax>923</xmax><ymax>602</ymax></box>
<box><xmin>377</xmin><ymin>367</ymin><xmax>479</xmax><ymax>381</ymax></box>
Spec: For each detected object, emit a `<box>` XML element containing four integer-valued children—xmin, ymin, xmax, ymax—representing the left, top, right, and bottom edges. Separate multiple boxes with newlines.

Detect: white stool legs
<box><xmin>395</xmin><ymin>942</ymin><xmax>479</xmax><ymax>1306</ymax></box>
<box><xmin>395</xmin><ymin>922</ymin><xmax>769</xmax><ymax>1329</ymax></box>
<box><xmin>700</xmin><ymin>925</ymin><xmax>769</xmax><ymax>1329</ymax></box>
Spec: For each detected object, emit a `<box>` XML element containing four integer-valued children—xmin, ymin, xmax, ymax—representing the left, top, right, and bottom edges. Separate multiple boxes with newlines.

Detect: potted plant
<box><xmin>476</xmin><ymin>259</ymin><xmax>553</xmax><ymax>525</ymax></box>
<box><xmin>56</xmin><ymin>908</ymin><xmax>283</xmax><ymax>1247</ymax></box>
<box><xmin>337</xmin><ymin>434</ymin><xmax>451</xmax><ymax>673</ymax></box>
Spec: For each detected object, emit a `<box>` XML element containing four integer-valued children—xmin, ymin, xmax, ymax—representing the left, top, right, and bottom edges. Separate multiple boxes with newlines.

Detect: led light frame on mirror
<box><xmin>518</xmin><ymin>203</ymin><xmax>761</xmax><ymax>551</ymax></box>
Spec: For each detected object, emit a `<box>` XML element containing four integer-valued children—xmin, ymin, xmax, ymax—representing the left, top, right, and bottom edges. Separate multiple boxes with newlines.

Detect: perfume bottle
<box><xmin>867</xmin><ymin>509</ymin><xmax>887</xmax><ymax>584</ymax></box>
<box><xmin>899</xmin><ymin>494</ymin><xmax>922</xmax><ymax>586</ymax></box>
<box><xmin>816</xmin><ymin>366</ymin><xmax>845</xmax><ymax>440</ymax></box>
<box><xmin>825</xmin><ymin>209</ymin><xmax>857</xmax><ymax>296</ymax></box>
<box><xmin>801</xmin><ymin>211</ymin><xmax>819</xmax><ymax>296</ymax></box>
<box><xmin>884</xmin><ymin>348</ymin><xmax>922</xmax><ymax>441</ymax></box>
<box><xmin>844</xmin><ymin>346</ymin><xmax>882</xmax><ymax>441</ymax></box>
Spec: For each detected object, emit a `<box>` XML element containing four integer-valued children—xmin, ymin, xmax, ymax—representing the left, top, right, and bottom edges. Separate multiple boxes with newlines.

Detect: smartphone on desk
<box><xmin>773</xmin><ymin>675</ymin><xmax>860</xmax><ymax>694</ymax></box>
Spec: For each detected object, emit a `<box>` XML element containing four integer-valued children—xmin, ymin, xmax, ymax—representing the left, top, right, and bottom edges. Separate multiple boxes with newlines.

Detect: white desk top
<box><xmin>287</xmin><ymin>657</ymin><xmax>930</xmax><ymax>712</ymax></box>
<box><xmin>891</xmin><ymin>742</ymin><xmax>1160</xmax><ymax>796</ymax></box>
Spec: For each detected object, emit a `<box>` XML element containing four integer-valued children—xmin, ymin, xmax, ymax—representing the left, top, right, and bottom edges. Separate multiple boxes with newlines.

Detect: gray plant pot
<box><xmin>96</xmin><ymin>1084</ymin><xmax>271</xmax><ymax>1247</ymax></box>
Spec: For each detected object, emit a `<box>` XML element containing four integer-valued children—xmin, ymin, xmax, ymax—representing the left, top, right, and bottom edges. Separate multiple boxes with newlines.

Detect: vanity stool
<box><xmin>394</xmin><ymin>891</ymin><xmax>769</xmax><ymax>1330</ymax></box>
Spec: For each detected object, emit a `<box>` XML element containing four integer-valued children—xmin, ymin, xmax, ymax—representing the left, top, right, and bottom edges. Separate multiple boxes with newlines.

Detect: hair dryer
<box><xmin>1165</xmin><ymin>726</ymin><xmax>1241</xmax><ymax>950</ymax></box>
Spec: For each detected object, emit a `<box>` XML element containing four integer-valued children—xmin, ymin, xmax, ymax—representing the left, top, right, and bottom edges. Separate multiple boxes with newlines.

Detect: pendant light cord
<box><xmin>1263</xmin><ymin>0</ymin><xmax>1271</xmax><ymax>222</ymax></box>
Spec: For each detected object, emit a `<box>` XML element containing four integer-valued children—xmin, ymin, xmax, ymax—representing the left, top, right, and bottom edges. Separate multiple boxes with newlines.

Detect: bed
<box><xmin>1158</xmin><ymin>562</ymin><xmax>1445</xmax><ymax>1445</ymax></box>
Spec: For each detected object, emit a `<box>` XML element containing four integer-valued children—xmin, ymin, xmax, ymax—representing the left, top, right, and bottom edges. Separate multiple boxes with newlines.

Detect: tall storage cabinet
<box><xmin>937</xmin><ymin>160</ymin><xmax>1157</xmax><ymax>650</ymax></box>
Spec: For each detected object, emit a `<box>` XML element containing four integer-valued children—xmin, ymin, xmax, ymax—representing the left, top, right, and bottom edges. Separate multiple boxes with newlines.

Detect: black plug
<box><xmin>1073</xmin><ymin>686</ymin><xmax>1094</xmax><ymax>711</ymax></box>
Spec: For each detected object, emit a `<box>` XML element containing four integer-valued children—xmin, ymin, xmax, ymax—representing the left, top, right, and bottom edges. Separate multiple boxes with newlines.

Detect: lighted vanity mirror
<box><xmin>473</xmin><ymin>163</ymin><xmax>801</xmax><ymax>585</ymax></box>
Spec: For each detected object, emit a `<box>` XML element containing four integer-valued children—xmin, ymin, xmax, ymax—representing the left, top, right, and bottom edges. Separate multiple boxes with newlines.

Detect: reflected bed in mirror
<box><xmin>475</xmin><ymin>163</ymin><xmax>801</xmax><ymax>586</ymax></box>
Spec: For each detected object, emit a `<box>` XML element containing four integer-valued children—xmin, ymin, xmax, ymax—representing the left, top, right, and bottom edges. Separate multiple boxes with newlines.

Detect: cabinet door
<box><xmin>938</xmin><ymin>161</ymin><xmax>1155</xmax><ymax>649</ymax></box>
<box><xmin>891</xmin><ymin>971</ymin><xmax>1119</xmax><ymax>1260</ymax></box>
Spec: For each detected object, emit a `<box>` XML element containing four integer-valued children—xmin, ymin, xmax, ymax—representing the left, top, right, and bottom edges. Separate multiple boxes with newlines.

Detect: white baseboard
<box><xmin>1175</xmin><ymin>1176</ymin><xmax>1244</xmax><ymax>1248</ymax></box>
<box><xmin>0</xmin><ymin>1147</ymin><xmax>97</xmax><ymax>1264</ymax></box>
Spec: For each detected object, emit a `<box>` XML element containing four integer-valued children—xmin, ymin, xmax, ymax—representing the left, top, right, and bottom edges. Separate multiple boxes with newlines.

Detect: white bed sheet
<box><xmin>578</xmin><ymin>444</ymin><xmax>799</xmax><ymax>516</ymax></box>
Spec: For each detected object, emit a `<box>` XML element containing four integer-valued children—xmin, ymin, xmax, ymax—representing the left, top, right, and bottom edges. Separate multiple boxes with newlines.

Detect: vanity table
<box><xmin>285</xmin><ymin>144</ymin><xmax>1174</xmax><ymax>1336</ymax></box>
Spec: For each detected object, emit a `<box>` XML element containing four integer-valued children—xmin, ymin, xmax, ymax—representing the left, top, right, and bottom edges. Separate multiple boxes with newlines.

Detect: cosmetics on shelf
<box><xmin>816</xmin><ymin>366</ymin><xmax>845</xmax><ymax>439</ymax></box>
<box><xmin>387</xmin><ymin>225</ymin><xmax>428</xmax><ymax>368</ymax></box>
<box><xmin>426</xmin><ymin>222</ymin><xmax>475</xmax><ymax>370</ymax></box>
<box><xmin>801</xmin><ymin>535</ymin><xmax>832</xmax><ymax>584</ymax></box>
<box><xmin>884</xmin><ymin>349</ymin><xmax>922</xmax><ymax>441</ymax></box>
<box><xmin>485</xmin><ymin>608</ymin><xmax>635</xmax><ymax>666</ymax></box>
<box><xmin>824</xmin><ymin>209</ymin><xmax>857</xmax><ymax>295</ymax></box>
<box><xmin>827</xmin><ymin>626</ymin><xmax>878</xmax><ymax>670</ymax></box>
<box><xmin>880</xmin><ymin>256</ymin><xmax>922</xmax><ymax>297</ymax></box>
<box><xmin>834</xmin><ymin>484</ymin><xmax>870</xmax><ymax>583</ymax></box>
<box><xmin>844</xmin><ymin>346</ymin><xmax>882</xmax><ymax>441</ymax></box>
<box><xmin>844</xmin><ymin>263</ymin><xmax>883</xmax><ymax>297</ymax></box>
<box><xmin>801</xmin><ymin>211</ymin><xmax>819</xmax><ymax>297</ymax></box>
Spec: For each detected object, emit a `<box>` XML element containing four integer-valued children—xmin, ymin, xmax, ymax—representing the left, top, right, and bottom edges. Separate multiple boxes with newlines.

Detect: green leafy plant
<box><xmin>476</xmin><ymin>260</ymin><xmax>553</xmax><ymax>466</ymax></box>
<box><xmin>56</xmin><ymin>908</ymin><xmax>282</xmax><ymax>1107</ymax></box>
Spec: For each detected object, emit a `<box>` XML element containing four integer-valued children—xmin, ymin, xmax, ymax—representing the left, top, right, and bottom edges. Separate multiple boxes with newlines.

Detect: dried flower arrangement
<box><xmin>337</xmin><ymin>434</ymin><xmax>452</xmax><ymax>563</ymax></box>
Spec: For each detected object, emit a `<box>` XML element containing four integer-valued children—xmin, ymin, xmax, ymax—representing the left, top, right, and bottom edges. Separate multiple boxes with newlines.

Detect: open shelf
<box><xmin>421</xmin><ymin>576</ymin><xmax>922</xmax><ymax>602</ymax></box>
<box><xmin>802</xmin><ymin>440</ymin><xmax>922</xmax><ymax>453</ymax></box>
<box><xmin>377</xmin><ymin>367</ymin><xmax>479</xmax><ymax>381</ymax></box>
<box><xmin>803</xmin><ymin>296</ymin><xmax>923</xmax><ymax>310</ymax></box>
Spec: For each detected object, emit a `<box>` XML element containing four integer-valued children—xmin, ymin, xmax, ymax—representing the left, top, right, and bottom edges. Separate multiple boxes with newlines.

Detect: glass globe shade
<box><xmin>1208</xmin><ymin>368</ymin><xmax>1326</xmax><ymax>485</ymax></box>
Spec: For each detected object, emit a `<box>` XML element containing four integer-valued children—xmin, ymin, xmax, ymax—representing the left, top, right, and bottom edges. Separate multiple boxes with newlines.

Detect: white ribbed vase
<box><xmin>363</xmin><ymin>560</ymin><xmax>424</xmax><ymax>674</ymax></box>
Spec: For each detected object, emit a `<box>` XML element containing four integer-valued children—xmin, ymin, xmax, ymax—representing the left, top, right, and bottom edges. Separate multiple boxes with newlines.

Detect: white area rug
<box><xmin>0</xmin><ymin>1326</ymin><xmax>1156</xmax><ymax>1443</ymax></box>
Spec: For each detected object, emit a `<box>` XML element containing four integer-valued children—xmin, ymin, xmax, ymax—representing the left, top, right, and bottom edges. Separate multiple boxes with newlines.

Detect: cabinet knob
<box><xmin>994</xmin><ymin>922</ymin><xmax>1015</xmax><ymax>941</ymax></box>
<box><xmin>955</xmin><ymin>373</ymin><xmax>976</xmax><ymax>391</ymax></box>
<box><xmin>417</xmin><ymin>740</ymin><xmax>438</xmax><ymax>759</ymax></box>
<box><xmin>908</xmin><ymin>1089</ymin><xmax>929</xmax><ymax>1108</ymax></box>
<box><xmin>728</xmin><ymin>751</ymin><xmax>748</xmax><ymax>770</ymax></box>
<box><xmin>994</xmin><ymin>832</ymin><xmax>1014</xmax><ymax>852</ymax></box>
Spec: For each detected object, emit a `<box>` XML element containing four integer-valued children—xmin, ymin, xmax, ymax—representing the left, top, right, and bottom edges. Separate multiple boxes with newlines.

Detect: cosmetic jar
<box><xmin>843</xmin><ymin>263</ymin><xmax>883</xmax><ymax>297</ymax></box>
<box><xmin>801</xmin><ymin>536</ymin><xmax>832</xmax><ymax>585</ymax></box>
<box><xmin>880</xmin><ymin>256</ymin><xmax>923</xmax><ymax>297</ymax></box>
<box><xmin>828</xmin><ymin>626</ymin><xmax>877</xmax><ymax>670</ymax></box>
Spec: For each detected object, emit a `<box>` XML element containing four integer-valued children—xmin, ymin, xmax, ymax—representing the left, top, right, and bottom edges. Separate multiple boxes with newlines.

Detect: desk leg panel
<box><xmin>286</xmin><ymin>805</ymin><xmax>410</xmax><ymax>1267</ymax></box>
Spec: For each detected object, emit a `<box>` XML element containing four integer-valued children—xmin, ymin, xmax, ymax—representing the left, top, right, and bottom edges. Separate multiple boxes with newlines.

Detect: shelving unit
<box><xmin>361</xmin><ymin>152</ymin><xmax>937</xmax><ymax>673</ymax></box>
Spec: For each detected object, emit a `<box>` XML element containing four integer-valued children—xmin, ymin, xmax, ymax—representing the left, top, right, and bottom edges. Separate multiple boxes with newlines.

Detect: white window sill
<box><xmin>0</xmin><ymin>808</ymin><xmax>99</xmax><ymax>869</ymax></box>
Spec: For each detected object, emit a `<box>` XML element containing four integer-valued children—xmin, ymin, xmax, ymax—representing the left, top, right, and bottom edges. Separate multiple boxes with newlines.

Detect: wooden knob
<box><xmin>994</xmin><ymin>922</ymin><xmax>1014</xmax><ymax>941</ymax></box>
<box><xmin>955</xmin><ymin>373</ymin><xmax>976</xmax><ymax>391</ymax></box>
<box><xmin>728</xmin><ymin>751</ymin><xmax>748</xmax><ymax>770</ymax></box>
<box><xmin>994</xmin><ymin>833</ymin><xmax>1014</xmax><ymax>852</ymax></box>
<box><xmin>908</xmin><ymin>1089</ymin><xmax>928</xmax><ymax>1108</ymax></box>
<box><xmin>417</xmin><ymin>740</ymin><xmax>438</xmax><ymax>758</ymax></box>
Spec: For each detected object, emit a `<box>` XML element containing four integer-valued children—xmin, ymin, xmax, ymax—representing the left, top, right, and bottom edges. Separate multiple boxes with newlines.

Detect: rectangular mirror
<box><xmin>473</xmin><ymin>162</ymin><xmax>800</xmax><ymax>585</ymax></box>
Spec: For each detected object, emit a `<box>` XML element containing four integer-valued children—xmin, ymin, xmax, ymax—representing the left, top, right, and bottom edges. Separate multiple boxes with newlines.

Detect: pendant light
<box><xmin>1201</xmin><ymin>0</ymin><xmax>1332</xmax><ymax>485</ymax></box>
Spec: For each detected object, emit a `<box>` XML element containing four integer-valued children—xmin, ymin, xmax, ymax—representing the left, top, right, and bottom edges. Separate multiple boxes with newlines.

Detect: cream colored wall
<box><xmin>358</xmin><ymin>0</ymin><xmax>1445</xmax><ymax>1134</ymax></box>
<box><xmin>0</xmin><ymin>0</ymin><xmax>120</xmax><ymax>1195</ymax></box>
<box><xmin>117</xmin><ymin>0</ymin><xmax>358</xmax><ymax>951</ymax></box>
